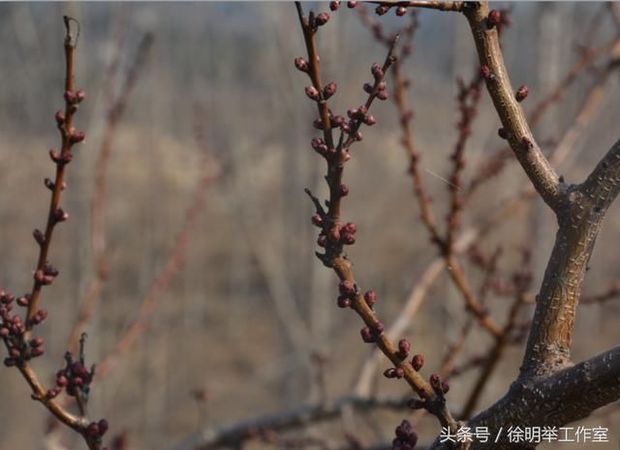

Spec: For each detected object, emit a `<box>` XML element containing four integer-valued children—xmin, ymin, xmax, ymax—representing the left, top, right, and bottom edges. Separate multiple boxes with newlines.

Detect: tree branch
<box><xmin>463</xmin><ymin>3</ymin><xmax>562</xmax><ymax>211</ymax></box>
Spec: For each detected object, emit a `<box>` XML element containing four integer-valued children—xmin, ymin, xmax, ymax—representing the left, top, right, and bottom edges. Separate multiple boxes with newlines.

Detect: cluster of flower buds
<box><xmin>384</xmin><ymin>366</ymin><xmax>405</xmax><ymax>379</ymax></box>
<box><xmin>0</xmin><ymin>291</ymin><xmax>48</xmax><ymax>366</ymax></box>
<box><xmin>312</xmin><ymin>212</ymin><xmax>358</xmax><ymax>249</ymax></box>
<box><xmin>368</xmin><ymin>63</ymin><xmax>389</xmax><ymax>100</ymax></box>
<box><xmin>337</xmin><ymin>280</ymin><xmax>357</xmax><ymax>308</ymax></box>
<box><xmin>33</xmin><ymin>262</ymin><xmax>59</xmax><ymax>286</ymax></box>
<box><xmin>47</xmin><ymin>350</ymin><xmax>95</xmax><ymax>399</ymax></box>
<box><xmin>375</xmin><ymin>4</ymin><xmax>407</xmax><ymax>16</ymax></box>
<box><xmin>64</xmin><ymin>89</ymin><xmax>86</xmax><ymax>107</ymax></box>
<box><xmin>309</xmin><ymin>11</ymin><xmax>330</xmax><ymax>29</ymax></box>
<box><xmin>429</xmin><ymin>373</ymin><xmax>450</xmax><ymax>396</ymax></box>
<box><xmin>360</xmin><ymin>320</ymin><xmax>384</xmax><ymax>343</ymax></box>
<box><xmin>85</xmin><ymin>419</ymin><xmax>109</xmax><ymax>440</ymax></box>
<box><xmin>51</xmin><ymin>89</ymin><xmax>87</xmax><ymax>166</ymax></box>
<box><xmin>392</xmin><ymin>419</ymin><xmax>418</xmax><ymax>450</ymax></box>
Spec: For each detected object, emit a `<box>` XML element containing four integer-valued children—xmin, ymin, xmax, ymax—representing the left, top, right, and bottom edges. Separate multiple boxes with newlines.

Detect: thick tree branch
<box><xmin>463</xmin><ymin>3</ymin><xmax>562</xmax><ymax>211</ymax></box>
<box><xmin>433</xmin><ymin>346</ymin><xmax>620</xmax><ymax>449</ymax></box>
<box><xmin>521</xmin><ymin>139</ymin><xmax>620</xmax><ymax>374</ymax></box>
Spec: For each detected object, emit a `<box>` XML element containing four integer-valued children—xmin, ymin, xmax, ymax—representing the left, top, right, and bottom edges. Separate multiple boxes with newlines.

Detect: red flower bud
<box><xmin>323</xmin><ymin>82</ymin><xmax>337</xmax><ymax>99</ymax></box>
<box><xmin>315</xmin><ymin>12</ymin><xmax>330</xmax><ymax>26</ymax></box>
<box><xmin>376</xmin><ymin>90</ymin><xmax>388</xmax><ymax>101</ymax></box>
<box><xmin>70</xmin><ymin>130</ymin><xmax>86</xmax><ymax>144</ymax></box>
<box><xmin>480</xmin><ymin>65</ymin><xmax>491</xmax><ymax>80</ymax></box>
<box><xmin>396</xmin><ymin>6</ymin><xmax>407</xmax><ymax>16</ymax></box>
<box><xmin>360</xmin><ymin>326</ymin><xmax>376</xmax><ymax>343</ymax></box>
<box><xmin>98</xmin><ymin>419</ymin><xmax>109</xmax><ymax>436</ymax></box>
<box><xmin>498</xmin><ymin>128</ymin><xmax>510</xmax><ymax>140</ymax></box>
<box><xmin>305</xmin><ymin>86</ymin><xmax>320</xmax><ymax>101</ymax></box>
<box><xmin>375</xmin><ymin>5</ymin><xmax>389</xmax><ymax>15</ymax></box>
<box><xmin>398</xmin><ymin>339</ymin><xmax>411</xmax><ymax>359</ymax></box>
<box><xmin>294</xmin><ymin>57</ymin><xmax>309</xmax><ymax>72</ymax></box>
<box><xmin>337</xmin><ymin>295</ymin><xmax>351</xmax><ymax>308</ymax></box>
<box><xmin>64</xmin><ymin>90</ymin><xmax>77</xmax><ymax>104</ymax></box>
<box><xmin>363</xmin><ymin>290</ymin><xmax>377</xmax><ymax>307</ymax></box>
<box><xmin>53</xmin><ymin>208</ymin><xmax>69</xmax><ymax>223</ymax></box>
<box><xmin>515</xmin><ymin>85</ymin><xmax>529</xmax><ymax>102</ymax></box>
<box><xmin>441</xmin><ymin>381</ymin><xmax>450</xmax><ymax>394</ymax></box>
<box><xmin>55</xmin><ymin>110</ymin><xmax>65</xmax><ymax>126</ymax></box>
<box><xmin>339</xmin><ymin>280</ymin><xmax>356</xmax><ymax>296</ymax></box>
<box><xmin>329</xmin><ymin>1</ymin><xmax>340</xmax><ymax>11</ymax></box>
<box><xmin>86</xmin><ymin>422</ymin><xmax>100</xmax><ymax>438</ymax></box>
<box><xmin>411</xmin><ymin>354</ymin><xmax>424</xmax><ymax>371</ymax></box>
<box><xmin>487</xmin><ymin>9</ymin><xmax>501</xmax><ymax>29</ymax></box>
<box><xmin>311</xmin><ymin>214</ymin><xmax>323</xmax><ymax>227</ymax></box>
<box><xmin>347</xmin><ymin>1</ymin><xmax>357</xmax><ymax>8</ymax></box>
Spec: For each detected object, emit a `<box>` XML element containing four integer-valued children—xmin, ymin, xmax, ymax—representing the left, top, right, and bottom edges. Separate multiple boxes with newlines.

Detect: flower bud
<box><xmin>515</xmin><ymin>85</ymin><xmax>529</xmax><ymax>102</ymax></box>
<box><xmin>329</xmin><ymin>1</ymin><xmax>340</xmax><ymax>11</ymax></box>
<box><xmin>64</xmin><ymin>90</ymin><xmax>77</xmax><ymax>104</ymax></box>
<box><xmin>347</xmin><ymin>1</ymin><xmax>357</xmax><ymax>8</ymax></box>
<box><xmin>70</xmin><ymin>130</ymin><xmax>86</xmax><ymax>144</ymax></box>
<box><xmin>487</xmin><ymin>9</ymin><xmax>501</xmax><ymax>29</ymax></box>
<box><xmin>498</xmin><ymin>128</ymin><xmax>510</xmax><ymax>140</ymax></box>
<box><xmin>376</xmin><ymin>90</ymin><xmax>388</xmax><ymax>101</ymax></box>
<box><xmin>338</xmin><ymin>184</ymin><xmax>349</xmax><ymax>197</ymax></box>
<box><xmin>76</xmin><ymin>89</ymin><xmax>86</xmax><ymax>103</ymax></box>
<box><xmin>33</xmin><ymin>229</ymin><xmax>45</xmax><ymax>246</ymax></box>
<box><xmin>98</xmin><ymin>419</ymin><xmax>109</xmax><ymax>436</ymax></box>
<box><xmin>363</xmin><ymin>290</ymin><xmax>377</xmax><ymax>307</ymax></box>
<box><xmin>396</xmin><ymin>6</ymin><xmax>407</xmax><ymax>16</ymax></box>
<box><xmin>305</xmin><ymin>86</ymin><xmax>320</xmax><ymax>101</ymax></box>
<box><xmin>53</xmin><ymin>208</ymin><xmax>69</xmax><ymax>223</ymax></box>
<box><xmin>398</xmin><ymin>339</ymin><xmax>411</xmax><ymax>359</ymax></box>
<box><xmin>371</xmin><ymin>63</ymin><xmax>384</xmax><ymax>80</ymax></box>
<box><xmin>411</xmin><ymin>354</ymin><xmax>424</xmax><ymax>371</ymax></box>
<box><xmin>337</xmin><ymin>295</ymin><xmax>351</xmax><ymax>308</ymax></box>
<box><xmin>315</xmin><ymin>12</ymin><xmax>330</xmax><ymax>26</ymax></box>
<box><xmin>480</xmin><ymin>65</ymin><xmax>491</xmax><ymax>80</ymax></box>
<box><xmin>323</xmin><ymin>82</ymin><xmax>337</xmax><ymax>100</ymax></box>
<box><xmin>339</xmin><ymin>280</ymin><xmax>356</xmax><ymax>296</ymax></box>
<box><xmin>55</xmin><ymin>111</ymin><xmax>65</xmax><ymax>126</ymax></box>
<box><xmin>375</xmin><ymin>5</ymin><xmax>389</xmax><ymax>15</ymax></box>
<box><xmin>311</xmin><ymin>214</ymin><xmax>323</xmax><ymax>227</ymax></box>
<box><xmin>360</xmin><ymin>326</ymin><xmax>376</xmax><ymax>343</ymax></box>
<box><xmin>294</xmin><ymin>57</ymin><xmax>309</xmax><ymax>72</ymax></box>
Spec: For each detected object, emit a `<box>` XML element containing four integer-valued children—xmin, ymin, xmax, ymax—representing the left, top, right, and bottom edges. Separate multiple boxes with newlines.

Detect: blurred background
<box><xmin>0</xmin><ymin>2</ymin><xmax>618</xmax><ymax>449</ymax></box>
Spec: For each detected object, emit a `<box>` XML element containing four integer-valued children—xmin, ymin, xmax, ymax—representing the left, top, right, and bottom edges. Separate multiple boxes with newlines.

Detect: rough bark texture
<box><xmin>426</xmin><ymin>3</ymin><xmax>620</xmax><ymax>448</ymax></box>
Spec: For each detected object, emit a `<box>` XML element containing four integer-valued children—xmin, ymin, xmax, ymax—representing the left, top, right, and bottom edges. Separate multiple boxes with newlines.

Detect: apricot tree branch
<box><xmin>463</xmin><ymin>3</ymin><xmax>562</xmax><ymax>211</ymax></box>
